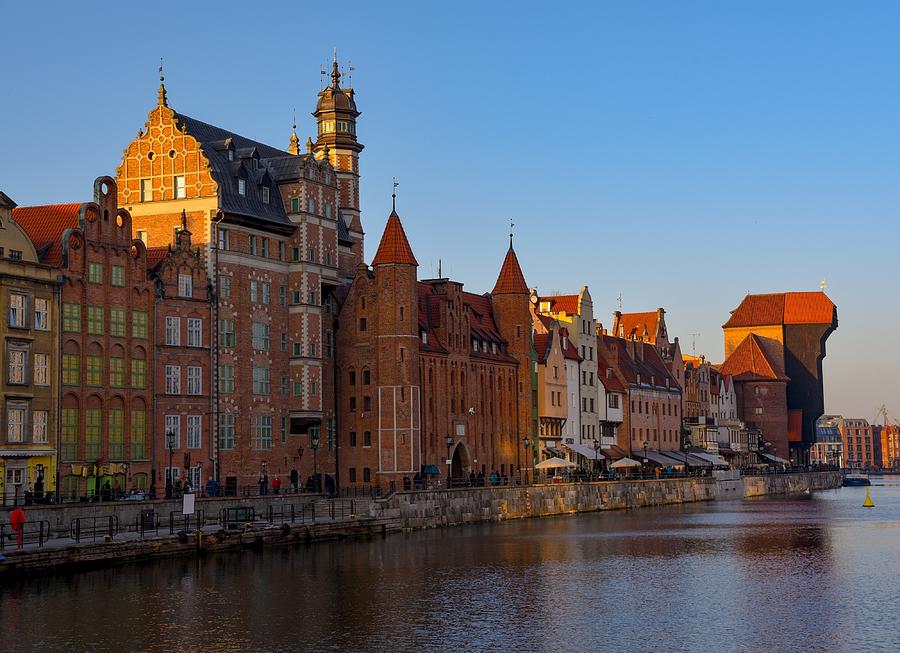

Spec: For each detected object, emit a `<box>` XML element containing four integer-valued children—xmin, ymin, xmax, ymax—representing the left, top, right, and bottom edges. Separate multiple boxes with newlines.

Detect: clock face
<box><xmin>530</xmin><ymin>294</ymin><xmax>538</xmax><ymax>304</ymax></box>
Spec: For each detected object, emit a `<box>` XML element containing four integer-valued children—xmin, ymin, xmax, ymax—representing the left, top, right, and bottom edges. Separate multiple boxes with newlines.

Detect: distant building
<box><xmin>880</xmin><ymin>424</ymin><xmax>900</xmax><ymax>470</ymax></box>
<box><xmin>531</xmin><ymin>317</ymin><xmax>570</xmax><ymax>459</ymax></box>
<box><xmin>812</xmin><ymin>416</ymin><xmax>843</xmax><ymax>467</ymax></box>
<box><xmin>0</xmin><ymin>193</ymin><xmax>61</xmax><ymax>505</ymax></box>
<box><xmin>835</xmin><ymin>417</ymin><xmax>874</xmax><ymax>470</ymax></box>
<box><xmin>722</xmin><ymin>292</ymin><xmax>837</xmax><ymax>463</ymax></box>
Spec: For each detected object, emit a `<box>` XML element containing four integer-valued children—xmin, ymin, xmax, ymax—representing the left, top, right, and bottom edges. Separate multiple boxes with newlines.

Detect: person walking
<box><xmin>272</xmin><ymin>476</ymin><xmax>282</xmax><ymax>495</ymax></box>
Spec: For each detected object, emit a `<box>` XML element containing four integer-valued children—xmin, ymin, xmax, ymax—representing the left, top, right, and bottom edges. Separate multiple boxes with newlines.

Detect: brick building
<box><xmin>335</xmin><ymin>211</ymin><xmax>531</xmax><ymax>488</ymax></box>
<box><xmin>531</xmin><ymin>316</ymin><xmax>571</xmax><ymax>456</ymax></box>
<box><xmin>16</xmin><ymin>178</ymin><xmax>155</xmax><ymax>499</ymax></box>
<box><xmin>1</xmin><ymin>193</ymin><xmax>61</xmax><ymax>505</ymax></box>
<box><xmin>880</xmin><ymin>424</ymin><xmax>900</xmax><ymax>470</ymax></box>
<box><xmin>837</xmin><ymin>417</ymin><xmax>875</xmax><ymax>470</ymax></box>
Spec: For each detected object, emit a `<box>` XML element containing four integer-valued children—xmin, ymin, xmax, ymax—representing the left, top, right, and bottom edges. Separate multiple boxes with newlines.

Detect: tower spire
<box><xmin>331</xmin><ymin>48</ymin><xmax>341</xmax><ymax>87</ymax></box>
<box><xmin>392</xmin><ymin>177</ymin><xmax>398</xmax><ymax>214</ymax></box>
<box><xmin>288</xmin><ymin>108</ymin><xmax>300</xmax><ymax>155</ymax></box>
<box><xmin>157</xmin><ymin>57</ymin><xmax>168</xmax><ymax>107</ymax></box>
<box><xmin>509</xmin><ymin>219</ymin><xmax>515</xmax><ymax>248</ymax></box>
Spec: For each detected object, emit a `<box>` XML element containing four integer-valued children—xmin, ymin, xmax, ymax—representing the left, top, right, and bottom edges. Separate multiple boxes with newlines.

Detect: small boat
<box><xmin>842</xmin><ymin>473</ymin><xmax>871</xmax><ymax>487</ymax></box>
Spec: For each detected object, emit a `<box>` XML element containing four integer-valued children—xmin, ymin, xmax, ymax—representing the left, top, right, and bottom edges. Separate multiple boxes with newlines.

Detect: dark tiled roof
<box><xmin>12</xmin><ymin>203</ymin><xmax>81</xmax><ymax>266</ymax></box>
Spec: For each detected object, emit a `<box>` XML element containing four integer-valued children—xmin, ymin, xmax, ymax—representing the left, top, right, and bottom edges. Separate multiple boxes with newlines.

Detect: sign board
<box><xmin>445</xmin><ymin>459</ymin><xmax>452</xmax><ymax>465</ymax></box>
<box><xmin>455</xmin><ymin>424</ymin><xmax>465</xmax><ymax>436</ymax></box>
<box><xmin>182</xmin><ymin>492</ymin><xmax>196</xmax><ymax>516</ymax></box>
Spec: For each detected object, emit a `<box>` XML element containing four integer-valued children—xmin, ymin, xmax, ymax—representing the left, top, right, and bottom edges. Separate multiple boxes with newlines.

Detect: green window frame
<box><xmin>110</xmin><ymin>307</ymin><xmax>125</xmax><ymax>337</ymax></box>
<box><xmin>219</xmin><ymin>364</ymin><xmax>235</xmax><ymax>393</ymax></box>
<box><xmin>86</xmin><ymin>408</ymin><xmax>101</xmax><ymax>459</ymax></box>
<box><xmin>63</xmin><ymin>302</ymin><xmax>81</xmax><ymax>332</ymax></box>
<box><xmin>87</xmin><ymin>305</ymin><xmax>104</xmax><ymax>335</ymax></box>
<box><xmin>61</xmin><ymin>408</ymin><xmax>78</xmax><ymax>461</ymax></box>
<box><xmin>62</xmin><ymin>353</ymin><xmax>80</xmax><ymax>385</ymax></box>
<box><xmin>86</xmin><ymin>355</ymin><xmax>103</xmax><ymax>386</ymax></box>
<box><xmin>111</xmin><ymin>264</ymin><xmax>125</xmax><ymax>287</ymax></box>
<box><xmin>219</xmin><ymin>413</ymin><xmax>236</xmax><ymax>451</ymax></box>
<box><xmin>131</xmin><ymin>409</ymin><xmax>146</xmax><ymax>460</ymax></box>
<box><xmin>88</xmin><ymin>261</ymin><xmax>103</xmax><ymax>284</ymax></box>
<box><xmin>132</xmin><ymin>311</ymin><xmax>148</xmax><ymax>338</ymax></box>
<box><xmin>109</xmin><ymin>409</ymin><xmax>124</xmax><ymax>460</ymax></box>
<box><xmin>110</xmin><ymin>357</ymin><xmax>125</xmax><ymax>387</ymax></box>
<box><xmin>131</xmin><ymin>359</ymin><xmax>146</xmax><ymax>389</ymax></box>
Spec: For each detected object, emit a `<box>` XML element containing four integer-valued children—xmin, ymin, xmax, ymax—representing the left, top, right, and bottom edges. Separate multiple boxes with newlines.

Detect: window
<box><xmin>281</xmin><ymin>375</ymin><xmax>289</xmax><ymax>396</ymax></box>
<box><xmin>252</xmin><ymin>414</ymin><xmax>273</xmax><ymax>450</ymax></box>
<box><xmin>132</xmin><ymin>311</ymin><xmax>148</xmax><ymax>338</ymax></box>
<box><xmin>110</xmin><ymin>357</ymin><xmax>125</xmax><ymax>387</ymax></box>
<box><xmin>110</xmin><ymin>308</ymin><xmax>125</xmax><ymax>337</ymax></box>
<box><xmin>132</xmin><ymin>358</ymin><xmax>146</xmax><ymax>389</ymax></box>
<box><xmin>309</xmin><ymin>342</ymin><xmax>318</xmax><ymax>357</ymax></box>
<box><xmin>350</xmin><ymin>431</ymin><xmax>357</xmax><ymax>447</ymax></box>
<box><xmin>219</xmin><ymin>365</ymin><xmax>235</xmax><ymax>393</ymax></box>
<box><xmin>364</xmin><ymin>431</ymin><xmax>372</xmax><ymax>447</ymax></box>
<box><xmin>278</xmin><ymin>242</ymin><xmax>285</xmax><ymax>261</ymax></box>
<box><xmin>279</xmin><ymin>286</ymin><xmax>286</xmax><ymax>306</ymax></box>
<box><xmin>174</xmin><ymin>175</ymin><xmax>186</xmax><ymax>199</ymax></box>
<box><xmin>252</xmin><ymin>366</ymin><xmax>270</xmax><ymax>395</ymax></box>
<box><xmin>311</xmin><ymin>381</ymin><xmax>318</xmax><ymax>397</ymax></box>
<box><xmin>6</xmin><ymin>402</ymin><xmax>25</xmax><ymax>442</ymax></box>
<box><xmin>218</xmin><ymin>229</ymin><xmax>229</xmax><ymax>251</ymax></box>
<box><xmin>86</xmin><ymin>306</ymin><xmax>104</xmax><ymax>335</ymax></box>
<box><xmin>308</xmin><ymin>197</ymin><xmax>316</xmax><ymax>214</ymax></box>
<box><xmin>109</xmin><ymin>409</ymin><xmax>124</xmax><ymax>459</ymax></box>
<box><xmin>252</xmin><ymin>322</ymin><xmax>270</xmax><ymax>351</ymax></box>
<box><xmin>33</xmin><ymin>352</ymin><xmax>49</xmax><ymax>385</ymax></box>
<box><xmin>755</xmin><ymin>407</ymin><xmax>764</xmax><ymax>415</ymax></box>
<box><xmin>219</xmin><ymin>413</ymin><xmax>236</xmax><ymax>450</ymax></box>
<box><xmin>261</xmin><ymin>282</ymin><xmax>271</xmax><ymax>305</ymax></box>
<box><xmin>86</xmin><ymin>355</ymin><xmax>103</xmax><ymax>386</ymax></box>
<box><xmin>33</xmin><ymin>410</ymin><xmax>48</xmax><ymax>444</ymax></box>
<box><xmin>8</xmin><ymin>293</ymin><xmax>27</xmax><ymax>328</ymax></box>
<box><xmin>293</xmin><ymin>381</ymin><xmax>302</xmax><ymax>396</ymax></box>
<box><xmin>187</xmin><ymin>318</ymin><xmax>202</xmax><ymax>347</ymax></box>
<box><xmin>291</xmin><ymin>197</ymin><xmax>300</xmax><ymax>213</ymax></box>
<box><xmin>220</xmin><ymin>318</ymin><xmax>235</xmax><ymax>347</ymax></box>
<box><xmin>238</xmin><ymin>178</ymin><xmax>247</xmax><ymax>196</ymax></box>
<box><xmin>166</xmin><ymin>317</ymin><xmax>181</xmax><ymax>345</ymax></box>
<box><xmin>8</xmin><ymin>346</ymin><xmax>27</xmax><ymax>384</ymax></box>
<box><xmin>249</xmin><ymin>235</ymin><xmax>258</xmax><ymax>256</ymax></box>
<box><xmin>187</xmin><ymin>366</ymin><xmax>202</xmax><ymax>395</ymax></box>
<box><xmin>187</xmin><ymin>415</ymin><xmax>202</xmax><ymax>449</ymax></box>
<box><xmin>86</xmin><ymin>408</ymin><xmax>101</xmax><ymax>459</ymax></box>
<box><xmin>63</xmin><ymin>303</ymin><xmax>80</xmax><ymax>332</ymax></box>
<box><xmin>62</xmin><ymin>353</ymin><xmax>79</xmax><ymax>385</ymax></box>
<box><xmin>261</xmin><ymin>238</ymin><xmax>269</xmax><ymax>258</ymax></box>
<box><xmin>363</xmin><ymin>370</ymin><xmax>371</xmax><ymax>385</ymax></box>
<box><xmin>293</xmin><ymin>342</ymin><xmax>302</xmax><ymax>356</ymax></box>
<box><xmin>165</xmin><ymin>365</ymin><xmax>181</xmax><ymax>394</ymax></box>
<box><xmin>219</xmin><ymin>276</ymin><xmax>231</xmax><ymax>299</ymax></box>
<box><xmin>178</xmin><ymin>273</ymin><xmax>193</xmax><ymax>297</ymax></box>
<box><xmin>250</xmin><ymin>280</ymin><xmax>258</xmax><ymax>303</ymax></box>
<box><xmin>349</xmin><ymin>397</ymin><xmax>356</xmax><ymax>412</ymax></box>
<box><xmin>137</xmin><ymin>229</ymin><xmax>148</xmax><ymax>245</ymax></box>
<box><xmin>292</xmin><ymin>290</ymin><xmax>301</xmax><ymax>304</ymax></box>
<box><xmin>325</xmin><ymin>331</ymin><xmax>333</xmax><ymax>357</ymax></box>
<box><xmin>140</xmin><ymin>178</ymin><xmax>151</xmax><ymax>202</ymax></box>
<box><xmin>608</xmin><ymin>393</ymin><xmax>619</xmax><ymax>409</ymax></box>
<box><xmin>61</xmin><ymin>408</ymin><xmax>78</xmax><ymax>460</ymax></box>
<box><xmin>307</xmin><ymin>246</ymin><xmax>317</xmax><ymax>263</ymax></box>
<box><xmin>363</xmin><ymin>468</ymin><xmax>371</xmax><ymax>483</ymax></box>
<box><xmin>88</xmin><ymin>262</ymin><xmax>103</xmax><ymax>284</ymax></box>
<box><xmin>131</xmin><ymin>409</ymin><xmax>146</xmax><ymax>459</ymax></box>
<box><xmin>165</xmin><ymin>414</ymin><xmax>181</xmax><ymax>449</ymax></box>
<box><xmin>34</xmin><ymin>298</ymin><xmax>49</xmax><ymax>330</ymax></box>
<box><xmin>110</xmin><ymin>265</ymin><xmax>125</xmax><ymax>287</ymax></box>
<box><xmin>359</xmin><ymin>318</ymin><xmax>367</xmax><ymax>332</ymax></box>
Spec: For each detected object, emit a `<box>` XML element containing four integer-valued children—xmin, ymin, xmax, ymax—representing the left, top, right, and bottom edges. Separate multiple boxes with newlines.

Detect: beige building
<box><xmin>0</xmin><ymin>192</ymin><xmax>61</xmax><ymax>505</ymax></box>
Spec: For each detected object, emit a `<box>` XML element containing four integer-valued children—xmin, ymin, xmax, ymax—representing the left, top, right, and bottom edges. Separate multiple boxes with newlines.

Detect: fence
<box><xmin>70</xmin><ymin>516</ymin><xmax>119</xmax><ymax>544</ymax></box>
<box><xmin>0</xmin><ymin>520</ymin><xmax>51</xmax><ymax>551</ymax></box>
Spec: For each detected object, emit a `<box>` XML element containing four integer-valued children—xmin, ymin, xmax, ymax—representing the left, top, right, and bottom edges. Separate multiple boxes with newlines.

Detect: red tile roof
<box><xmin>597</xmin><ymin>352</ymin><xmax>626</xmax><ymax>393</ymax></box>
<box><xmin>600</xmin><ymin>334</ymin><xmax>680</xmax><ymax>392</ymax></box>
<box><xmin>492</xmin><ymin>245</ymin><xmax>528</xmax><ymax>295</ymax></box>
<box><xmin>559</xmin><ymin>327</ymin><xmax>582</xmax><ymax>361</ymax></box>
<box><xmin>538</xmin><ymin>294</ymin><xmax>579</xmax><ymax>314</ymax></box>
<box><xmin>613</xmin><ymin>311</ymin><xmax>659</xmax><ymax>342</ymax></box>
<box><xmin>371</xmin><ymin>211</ymin><xmax>417</xmax><ymax>267</ymax></box>
<box><xmin>723</xmin><ymin>292</ymin><xmax>835</xmax><ymax>328</ymax></box>
<box><xmin>12</xmin><ymin>203</ymin><xmax>81</xmax><ymax>266</ymax></box>
<box><xmin>146</xmin><ymin>246</ymin><xmax>169</xmax><ymax>270</ymax></box>
<box><xmin>534</xmin><ymin>333</ymin><xmax>551</xmax><ymax>364</ymax></box>
<box><xmin>718</xmin><ymin>334</ymin><xmax>789</xmax><ymax>381</ymax></box>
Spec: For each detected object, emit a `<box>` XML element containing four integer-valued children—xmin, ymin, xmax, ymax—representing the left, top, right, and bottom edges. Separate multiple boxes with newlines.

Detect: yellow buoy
<box><xmin>863</xmin><ymin>487</ymin><xmax>875</xmax><ymax>508</ymax></box>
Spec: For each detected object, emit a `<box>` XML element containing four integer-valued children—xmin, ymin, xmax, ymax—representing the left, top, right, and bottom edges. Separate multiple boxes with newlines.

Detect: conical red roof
<box><xmin>371</xmin><ymin>211</ymin><xmax>418</xmax><ymax>266</ymax></box>
<box><xmin>492</xmin><ymin>245</ymin><xmax>528</xmax><ymax>295</ymax></box>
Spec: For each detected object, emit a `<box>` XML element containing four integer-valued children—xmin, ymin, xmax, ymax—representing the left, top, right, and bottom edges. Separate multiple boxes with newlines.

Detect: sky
<box><xmin>1</xmin><ymin>1</ymin><xmax>898</xmax><ymax>422</ymax></box>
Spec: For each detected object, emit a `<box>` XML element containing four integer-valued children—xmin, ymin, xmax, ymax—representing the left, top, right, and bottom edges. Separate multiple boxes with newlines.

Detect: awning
<box><xmin>536</xmin><ymin>457</ymin><xmax>577</xmax><ymax>470</ymax></box>
<box><xmin>760</xmin><ymin>452</ymin><xmax>790</xmax><ymax>465</ymax></box>
<box><xmin>0</xmin><ymin>449</ymin><xmax>56</xmax><ymax>458</ymax></box>
<box><xmin>689</xmin><ymin>451</ymin><xmax>730</xmax><ymax>467</ymax></box>
<box><xmin>610</xmin><ymin>457</ymin><xmax>642</xmax><ymax>468</ymax></box>
<box><xmin>562</xmin><ymin>442</ymin><xmax>605</xmax><ymax>460</ymax></box>
<box><xmin>601</xmin><ymin>446</ymin><xmax>629</xmax><ymax>461</ymax></box>
<box><xmin>422</xmin><ymin>465</ymin><xmax>440</xmax><ymax>474</ymax></box>
<box><xmin>637</xmin><ymin>450</ymin><xmax>686</xmax><ymax>469</ymax></box>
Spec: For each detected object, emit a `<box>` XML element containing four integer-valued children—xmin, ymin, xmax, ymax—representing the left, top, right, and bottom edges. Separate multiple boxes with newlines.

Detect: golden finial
<box><xmin>306</xmin><ymin>137</ymin><xmax>314</xmax><ymax>156</ymax></box>
<box><xmin>820</xmin><ymin>278</ymin><xmax>828</xmax><ymax>291</ymax></box>
<box><xmin>288</xmin><ymin>108</ymin><xmax>300</xmax><ymax>155</ymax></box>
<box><xmin>157</xmin><ymin>57</ymin><xmax>168</xmax><ymax>107</ymax></box>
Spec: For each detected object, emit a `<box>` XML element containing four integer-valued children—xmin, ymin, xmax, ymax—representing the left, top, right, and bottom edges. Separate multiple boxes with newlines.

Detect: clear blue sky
<box><xmin>2</xmin><ymin>1</ymin><xmax>898</xmax><ymax>421</ymax></box>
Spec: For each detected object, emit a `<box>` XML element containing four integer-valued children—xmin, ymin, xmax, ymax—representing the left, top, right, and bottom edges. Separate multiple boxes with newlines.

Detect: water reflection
<box><xmin>3</xmin><ymin>484</ymin><xmax>900</xmax><ymax>652</ymax></box>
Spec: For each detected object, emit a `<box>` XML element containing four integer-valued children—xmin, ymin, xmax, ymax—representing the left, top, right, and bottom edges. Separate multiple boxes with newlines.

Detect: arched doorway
<box><xmin>450</xmin><ymin>442</ymin><xmax>471</xmax><ymax>483</ymax></box>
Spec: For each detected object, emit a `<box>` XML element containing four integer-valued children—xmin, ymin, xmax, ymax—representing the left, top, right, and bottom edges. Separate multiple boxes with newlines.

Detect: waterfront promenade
<box><xmin>0</xmin><ymin>471</ymin><xmax>840</xmax><ymax>577</ymax></box>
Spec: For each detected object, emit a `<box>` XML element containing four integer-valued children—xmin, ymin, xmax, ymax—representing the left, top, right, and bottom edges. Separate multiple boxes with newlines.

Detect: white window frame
<box><xmin>140</xmin><ymin>178</ymin><xmax>151</xmax><ymax>202</ymax></box>
<box><xmin>165</xmin><ymin>317</ymin><xmax>181</xmax><ymax>346</ymax></box>
<box><xmin>262</xmin><ymin>187</ymin><xmax>270</xmax><ymax>204</ymax></box>
<box><xmin>165</xmin><ymin>365</ymin><xmax>181</xmax><ymax>394</ymax></box>
<box><xmin>33</xmin><ymin>352</ymin><xmax>49</xmax><ymax>385</ymax></box>
<box><xmin>187</xmin><ymin>366</ymin><xmax>202</xmax><ymax>395</ymax></box>
<box><xmin>33</xmin><ymin>410</ymin><xmax>48</xmax><ymax>443</ymax></box>
<box><xmin>6</xmin><ymin>402</ymin><xmax>26</xmax><ymax>443</ymax></box>
<box><xmin>34</xmin><ymin>297</ymin><xmax>49</xmax><ymax>330</ymax></box>
<box><xmin>9</xmin><ymin>292</ymin><xmax>26</xmax><ymax>328</ymax></box>
<box><xmin>238</xmin><ymin>178</ymin><xmax>247</xmax><ymax>196</ymax></box>
<box><xmin>174</xmin><ymin>175</ymin><xmax>186</xmax><ymax>199</ymax></box>
<box><xmin>165</xmin><ymin>414</ymin><xmax>181</xmax><ymax>449</ymax></box>
<box><xmin>8</xmin><ymin>347</ymin><xmax>26</xmax><ymax>384</ymax></box>
<box><xmin>187</xmin><ymin>414</ymin><xmax>202</xmax><ymax>449</ymax></box>
<box><xmin>178</xmin><ymin>273</ymin><xmax>193</xmax><ymax>298</ymax></box>
<box><xmin>187</xmin><ymin>318</ymin><xmax>202</xmax><ymax>347</ymax></box>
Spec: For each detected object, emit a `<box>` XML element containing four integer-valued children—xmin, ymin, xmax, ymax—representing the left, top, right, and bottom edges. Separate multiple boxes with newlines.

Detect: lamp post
<box><xmin>165</xmin><ymin>430</ymin><xmax>176</xmax><ymax>499</ymax></box>
<box><xmin>642</xmin><ymin>440</ymin><xmax>649</xmax><ymax>477</ymax></box>
<box><xmin>522</xmin><ymin>436</ymin><xmax>531</xmax><ymax>485</ymax></box>
<box><xmin>684</xmin><ymin>437</ymin><xmax>692</xmax><ymax>477</ymax></box>
<box><xmin>310</xmin><ymin>430</ymin><xmax>320</xmax><ymax>494</ymax></box>
<box><xmin>445</xmin><ymin>435</ymin><xmax>453</xmax><ymax>488</ymax></box>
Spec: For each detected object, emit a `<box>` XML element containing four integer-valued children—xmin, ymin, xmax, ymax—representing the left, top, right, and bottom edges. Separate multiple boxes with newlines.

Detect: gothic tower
<box><xmin>314</xmin><ymin>54</ymin><xmax>365</xmax><ymax>270</ymax></box>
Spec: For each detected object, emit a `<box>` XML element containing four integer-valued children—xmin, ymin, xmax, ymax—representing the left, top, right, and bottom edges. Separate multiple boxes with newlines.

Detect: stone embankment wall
<box><xmin>741</xmin><ymin>470</ymin><xmax>841</xmax><ymax>498</ymax></box>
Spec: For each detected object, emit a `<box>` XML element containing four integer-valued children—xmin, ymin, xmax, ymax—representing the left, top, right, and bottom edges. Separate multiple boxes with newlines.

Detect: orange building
<box><xmin>880</xmin><ymin>424</ymin><xmax>900</xmax><ymax>470</ymax></box>
<box><xmin>838</xmin><ymin>418</ymin><xmax>875</xmax><ymax>470</ymax></box>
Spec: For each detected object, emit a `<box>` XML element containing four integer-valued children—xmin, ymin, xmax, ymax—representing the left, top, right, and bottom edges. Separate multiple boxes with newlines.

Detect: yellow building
<box><xmin>0</xmin><ymin>192</ymin><xmax>61</xmax><ymax>505</ymax></box>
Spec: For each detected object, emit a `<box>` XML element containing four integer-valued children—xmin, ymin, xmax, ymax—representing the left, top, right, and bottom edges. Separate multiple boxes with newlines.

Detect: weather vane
<box><xmin>392</xmin><ymin>177</ymin><xmax>399</xmax><ymax>212</ymax></box>
<box><xmin>820</xmin><ymin>278</ymin><xmax>828</xmax><ymax>291</ymax></box>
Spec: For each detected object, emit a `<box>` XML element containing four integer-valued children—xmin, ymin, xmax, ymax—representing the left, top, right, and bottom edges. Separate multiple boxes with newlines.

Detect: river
<box><xmin>1</xmin><ymin>482</ymin><xmax>898</xmax><ymax>652</ymax></box>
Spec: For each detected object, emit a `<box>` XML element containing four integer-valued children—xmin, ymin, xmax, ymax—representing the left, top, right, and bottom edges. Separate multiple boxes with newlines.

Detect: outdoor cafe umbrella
<box><xmin>610</xmin><ymin>457</ymin><xmax>642</xmax><ymax>469</ymax></box>
<box><xmin>535</xmin><ymin>457</ymin><xmax>577</xmax><ymax>470</ymax></box>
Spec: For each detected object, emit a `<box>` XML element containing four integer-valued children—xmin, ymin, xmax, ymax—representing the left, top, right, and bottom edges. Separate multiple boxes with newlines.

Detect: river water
<box><xmin>1</xmin><ymin>482</ymin><xmax>899</xmax><ymax>652</ymax></box>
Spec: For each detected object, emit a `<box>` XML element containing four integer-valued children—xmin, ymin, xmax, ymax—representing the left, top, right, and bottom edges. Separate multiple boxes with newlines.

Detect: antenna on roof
<box><xmin>392</xmin><ymin>177</ymin><xmax>399</xmax><ymax>213</ymax></box>
<box><xmin>820</xmin><ymin>278</ymin><xmax>828</xmax><ymax>291</ymax></box>
<box><xmin>348</xmin><ymin>59</ymin><xmax>356</xmax><ymax>87</ymax></box>
<box><xmin>159</xmin><ymin>57</ymin><xmax>164</xmax><ymax>83</ymax></box>
<box><xmin>616</xmin><ymin>293</ymin><xmax>623</xmax><ymax>311</ymax></box>
<box><xmin>509</xmin><ymin>219</ymin><xmax>515</xmax><ymax>248</ymax></box>
<box><xmin>320</xmin><ymin>63</ymin><xmax>326</xmax><ymax>89</ymax></box>
<box><xmin>292</xmin><ymin>108</ymin><xmax>296</xmax><ymax>131</ymax></box>
<box><xmin>689</xmin><ymin>333</ymin><xmax>700</xmax><ymax>357</ymax></box>
<box><xmin>438</xmin><ymin>258</ymin><xmax>442</xmax><ymax>278</ymax></box>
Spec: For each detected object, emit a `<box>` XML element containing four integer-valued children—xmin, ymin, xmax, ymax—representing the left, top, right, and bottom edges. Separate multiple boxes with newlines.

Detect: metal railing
<box><xmin>0</xmin><ymin>520</ymin><xmax>52</xmax><ymax>550</ymax></box>
<box><xmin>70</xmin><ymin>516</ymin><xmax>119</xmax><ymax>544</ymax></box>
<box><xmin>169</xmin><ymin>510</ymin><xmax>206</xmax><ymax>534</ymax></box>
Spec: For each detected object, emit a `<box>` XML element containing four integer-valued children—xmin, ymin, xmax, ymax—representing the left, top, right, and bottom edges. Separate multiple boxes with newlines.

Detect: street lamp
<box><xmin>593</xmin><ymin>438</ymin><xmax>602</xmax><ymax>480</ymax></box>
<box><xmin>165</xmin><ymin>430</ymin><xmax>176</xmax><ymax>499</ymax></box>
<box><xmin>522</xmin><ymin>436</ymin><xmax>531</xmax><ymax>485</ymax></box>
<box><xmin>642</xmin><ymin>440</ymin><xmax>649</xmax><ymax>476</ymax></box>
<box><xmin>684</xmin><ymin>437</ymin><xmax>692</xmax><ymax>477</ymax></box>
<box><xmin>445</xmin><ymin>435</ymin><xmax>453</xmax><ymax>488</ymax></box>
<box><xmin>296</xmin><ymin>446</ymin><xmax>304</xmax><ymax>493</ymax></box>
<box><xmin>310</xmin><ymin>430</ymin><xmax>320</xmax><ymax>494</ymax></box>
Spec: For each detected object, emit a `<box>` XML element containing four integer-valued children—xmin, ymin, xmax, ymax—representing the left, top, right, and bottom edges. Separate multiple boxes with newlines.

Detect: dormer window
<box><xmin>238</xmin><ymin>178</ymin><xmax>246</xmax><ymax>196</ymax></box>
<box><xmin>228</xmin><ymin>148</ymin><xmax>234</xmax><ymax>161</ymax></box>
<box><xmin>262</xmin><ymin>187</ymin><xmax>270</xmax><ymax>204</ymax></box>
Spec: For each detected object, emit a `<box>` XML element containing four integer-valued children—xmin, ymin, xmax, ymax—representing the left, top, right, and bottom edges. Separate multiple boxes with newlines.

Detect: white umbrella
<box><xmin>610</xmin><ymin>457</ymin><xmax>642</xmax><ymax>469</ymax></box>
<box><xmin>535</xmin><ymin>457</ymin><xmax>577</xmax><ymax>470</ymax></box>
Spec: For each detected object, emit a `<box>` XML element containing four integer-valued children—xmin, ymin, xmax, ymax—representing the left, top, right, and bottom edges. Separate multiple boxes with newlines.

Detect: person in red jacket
<box><xmin>272</xmin><ymin>476</ymin><xmax>282</xmax><ymax>495</ymax></box>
